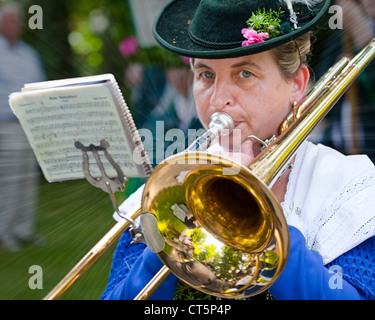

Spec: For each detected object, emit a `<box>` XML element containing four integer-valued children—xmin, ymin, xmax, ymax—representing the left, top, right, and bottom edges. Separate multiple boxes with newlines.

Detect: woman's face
<box><xmin>192</xmin><ymin>51</ymin><xmax>308</xmax><ymax>153</ymax></box>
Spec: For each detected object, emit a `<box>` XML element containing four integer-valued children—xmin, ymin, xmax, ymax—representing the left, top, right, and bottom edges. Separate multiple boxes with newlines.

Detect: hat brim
<box><xmin>153</xmin><ymin>0</ymin><xmax>331</xmax><ymax>59</ymax></box>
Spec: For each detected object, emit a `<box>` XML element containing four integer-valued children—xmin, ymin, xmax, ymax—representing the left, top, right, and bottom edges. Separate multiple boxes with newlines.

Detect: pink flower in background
<box><xmin>241</xmin><ymin>28</ymin><xmax>269</xmax><ymax>47</ymax></box>
<box><xmin>180</xmin><ymin>56</ymin><xmax>190</xmax><ymax>65</ymax></box>
<box><xmin>119</xmin><ymin>36</ymin><xmax>138</xmax><ymax>57</ymax></box>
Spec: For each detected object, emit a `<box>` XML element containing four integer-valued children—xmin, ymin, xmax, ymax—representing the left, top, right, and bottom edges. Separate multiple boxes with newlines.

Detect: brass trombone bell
<box><xmin>140</xmin><ymin>151</ymin><xmax>289</xmax><ymax>298</ymax></box>
<box><xmin>44</xmin><ymin>38</ymin><xmax>375</xmax><ymax>300</ymax></box>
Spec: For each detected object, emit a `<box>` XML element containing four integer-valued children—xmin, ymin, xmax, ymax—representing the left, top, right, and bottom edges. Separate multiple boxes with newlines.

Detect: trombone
<box><xmin>44</xmin><ymin>38</ymin><xmax>375</xmax><ymax>300</ymax></box>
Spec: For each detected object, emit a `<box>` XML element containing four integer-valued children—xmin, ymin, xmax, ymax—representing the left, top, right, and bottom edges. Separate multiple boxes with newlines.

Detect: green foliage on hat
<box><xmin>246</xmin><ymin>8</ymin><xmax>283</xmax><ymax>39</ymax></box>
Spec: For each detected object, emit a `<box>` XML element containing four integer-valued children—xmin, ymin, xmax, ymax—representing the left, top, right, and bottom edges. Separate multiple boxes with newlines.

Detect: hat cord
<box><xmin>188</xmin><ymin>27</ymin><xmax>242</xmax><ymax>50</ymax></box>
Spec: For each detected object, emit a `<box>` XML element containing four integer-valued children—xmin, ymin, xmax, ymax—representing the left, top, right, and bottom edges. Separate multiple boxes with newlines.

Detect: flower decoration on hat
<box><xmin>153</xmin><ymin>0</ymin><xmax>330</xmax><ymax>59</ymax></box>
<box><xmin>241</xmin><ymin>8</ymin><xmax>283</xmax><ymax>47</ymax></box>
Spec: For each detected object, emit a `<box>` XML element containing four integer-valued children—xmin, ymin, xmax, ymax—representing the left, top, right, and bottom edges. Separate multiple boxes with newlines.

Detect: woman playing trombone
<box><xmin>102</xmin><ymin>0</ymin><xmax>375</xmax><ymax>300</ymax></box>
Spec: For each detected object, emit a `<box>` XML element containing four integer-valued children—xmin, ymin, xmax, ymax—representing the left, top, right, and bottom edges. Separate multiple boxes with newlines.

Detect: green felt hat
<box><xmin>153</xmin><ymin>0</ymin><xmax>331</xmax><ymax>59</ymax></box>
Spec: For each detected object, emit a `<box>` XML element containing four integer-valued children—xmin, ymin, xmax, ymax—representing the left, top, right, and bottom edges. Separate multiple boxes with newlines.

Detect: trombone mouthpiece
<box><xmin>209</xmin><ymin>112</ymin><xmax>234</xmax><ymax>136</ymax></box>
<box><xmin>186</xmin><ymin>112</ymin><xmax>234</xmax><ymax>152</ymax></box>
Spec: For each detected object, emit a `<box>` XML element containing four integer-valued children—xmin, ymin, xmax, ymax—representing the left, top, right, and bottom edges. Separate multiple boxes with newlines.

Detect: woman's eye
<box><xmin>201</xmin><ymin>71</ymin><xmax>214</xmax><ymax>79</ymax></box>
<box><xmin>239</xmin><ymin>70</ymin><xmax>252</xmax><ymax>78</ymax></box>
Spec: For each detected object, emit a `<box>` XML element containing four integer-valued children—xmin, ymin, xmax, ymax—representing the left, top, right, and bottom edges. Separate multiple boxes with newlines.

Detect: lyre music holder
<box><xmin>74</xmin><ymin>139</ymin><xmax>136</xmax><ymax>226</ymax></box>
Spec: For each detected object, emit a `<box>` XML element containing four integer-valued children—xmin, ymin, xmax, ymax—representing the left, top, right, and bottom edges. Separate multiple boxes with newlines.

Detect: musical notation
<box><xmin>9</xmin><ymin>76</ymin><xmax>151</xmax><ymax>182</ymax></box>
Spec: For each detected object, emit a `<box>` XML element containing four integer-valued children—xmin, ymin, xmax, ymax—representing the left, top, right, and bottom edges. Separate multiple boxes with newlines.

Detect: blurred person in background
<box><xmin>0</xmin><ymin>3</ymin><xmax>45</xmax><ymax>251</ymax></box>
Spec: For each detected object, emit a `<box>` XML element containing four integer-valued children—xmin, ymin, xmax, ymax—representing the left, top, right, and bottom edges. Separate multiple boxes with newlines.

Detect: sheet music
<box><xmin>9</xmin><ymin>78</ymin><xmax>150</xmax><ymax>182</ymax></box>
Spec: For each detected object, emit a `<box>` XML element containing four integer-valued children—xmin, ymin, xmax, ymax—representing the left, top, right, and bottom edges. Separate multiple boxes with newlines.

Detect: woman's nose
<box><xmin>210</xmin><ymin>78</ymin><xmax>235</xmax><ymax>109</ymax></box>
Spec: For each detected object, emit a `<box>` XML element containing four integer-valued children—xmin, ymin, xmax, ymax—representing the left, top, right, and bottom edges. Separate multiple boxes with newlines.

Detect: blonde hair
<box><xmin>271</xmin><ymin>31</ymin><xmax>313</xmax><ymax>80</ymax></box>
<box><xmin>189</xmin><ymin>31</ymin><xmax>314</xmax><ymax>82</ymax></box>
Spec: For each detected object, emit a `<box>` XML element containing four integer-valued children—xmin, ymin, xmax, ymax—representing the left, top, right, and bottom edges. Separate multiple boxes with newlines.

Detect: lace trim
<box><xmin>308</xmin><ymin>169</ymin><xmax>375</xmax><ymax>249</ymax></box>
<box><xmin>281</xmin><ymin>142</ymin><xmax>375</xmax><ymax>263</ymax></box>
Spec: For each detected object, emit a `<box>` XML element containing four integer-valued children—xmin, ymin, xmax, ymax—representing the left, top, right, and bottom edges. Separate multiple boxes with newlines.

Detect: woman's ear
<box><xmin>291</xmin><ymin>64</ymin><xmax>310</xmax><ymax>103</ymax></box>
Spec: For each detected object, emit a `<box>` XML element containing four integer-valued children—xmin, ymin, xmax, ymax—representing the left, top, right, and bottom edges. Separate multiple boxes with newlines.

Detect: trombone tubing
<box><xmin>137</xmin><ymin>38</ymin><xmax>375</xmax><ymax>300</ymax></box>
<box><xmin>250</xmin><ymin>38</ymin><xmax>375</xmax><ymax>187</ymax></box>
<box><xmin>43</xmin><ymin>114</ymin><xmax>233</xmax><ymax>300</ymax></box>
<box><xmin>44</xmin><ymin>38</ymin><xmax>375</xmax><ymax>301</ymax></box>
<box><xmin>43</xmin><ymin>203</ymin><xmax>141</xmax><ymax>300</ymax></box>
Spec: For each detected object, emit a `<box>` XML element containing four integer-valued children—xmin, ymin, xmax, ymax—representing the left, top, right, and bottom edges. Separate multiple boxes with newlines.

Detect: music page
<box><xmin>9</xmin><ymin>81</ymin><xmax>149</xmax><ymax>182</ymax></box>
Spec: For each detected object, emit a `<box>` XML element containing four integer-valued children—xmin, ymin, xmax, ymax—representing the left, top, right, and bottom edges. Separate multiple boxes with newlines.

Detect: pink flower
<box><xmin>119</xmin><ymin>36</ymin><xmax>138</xmax><ymax>57</ymax></box>
<box><xmin>241</xmin><ymin>28</ymin><xmax>269</xmax><ymax>47</ymax></box>
<box><xmin>242</xmin><ymin>28</ymin><xmax>258</xmax><ymax>39</ymax></box>
<box><xmin>180</xmin><ymin>56</ymin><xmax>191</xmax><ymax>65</ymax></box>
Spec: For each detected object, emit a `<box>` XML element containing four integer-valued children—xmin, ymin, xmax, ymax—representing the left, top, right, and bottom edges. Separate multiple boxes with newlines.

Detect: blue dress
<box><xmin>101</xmin><ymin>228</ymin><xmax>375</xmax><ymax>300</ymax></box>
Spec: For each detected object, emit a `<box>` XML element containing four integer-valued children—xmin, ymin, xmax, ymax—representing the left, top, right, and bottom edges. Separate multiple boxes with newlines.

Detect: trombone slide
<box><xmin>43</xmin><ymin>203</ymin><xmax>141</xmax><ymax>300</ymax></box>
<box><xmin>44</xmin><ymin>38</ymin><xmax>375</xmax><ymax>300</ymax></box>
